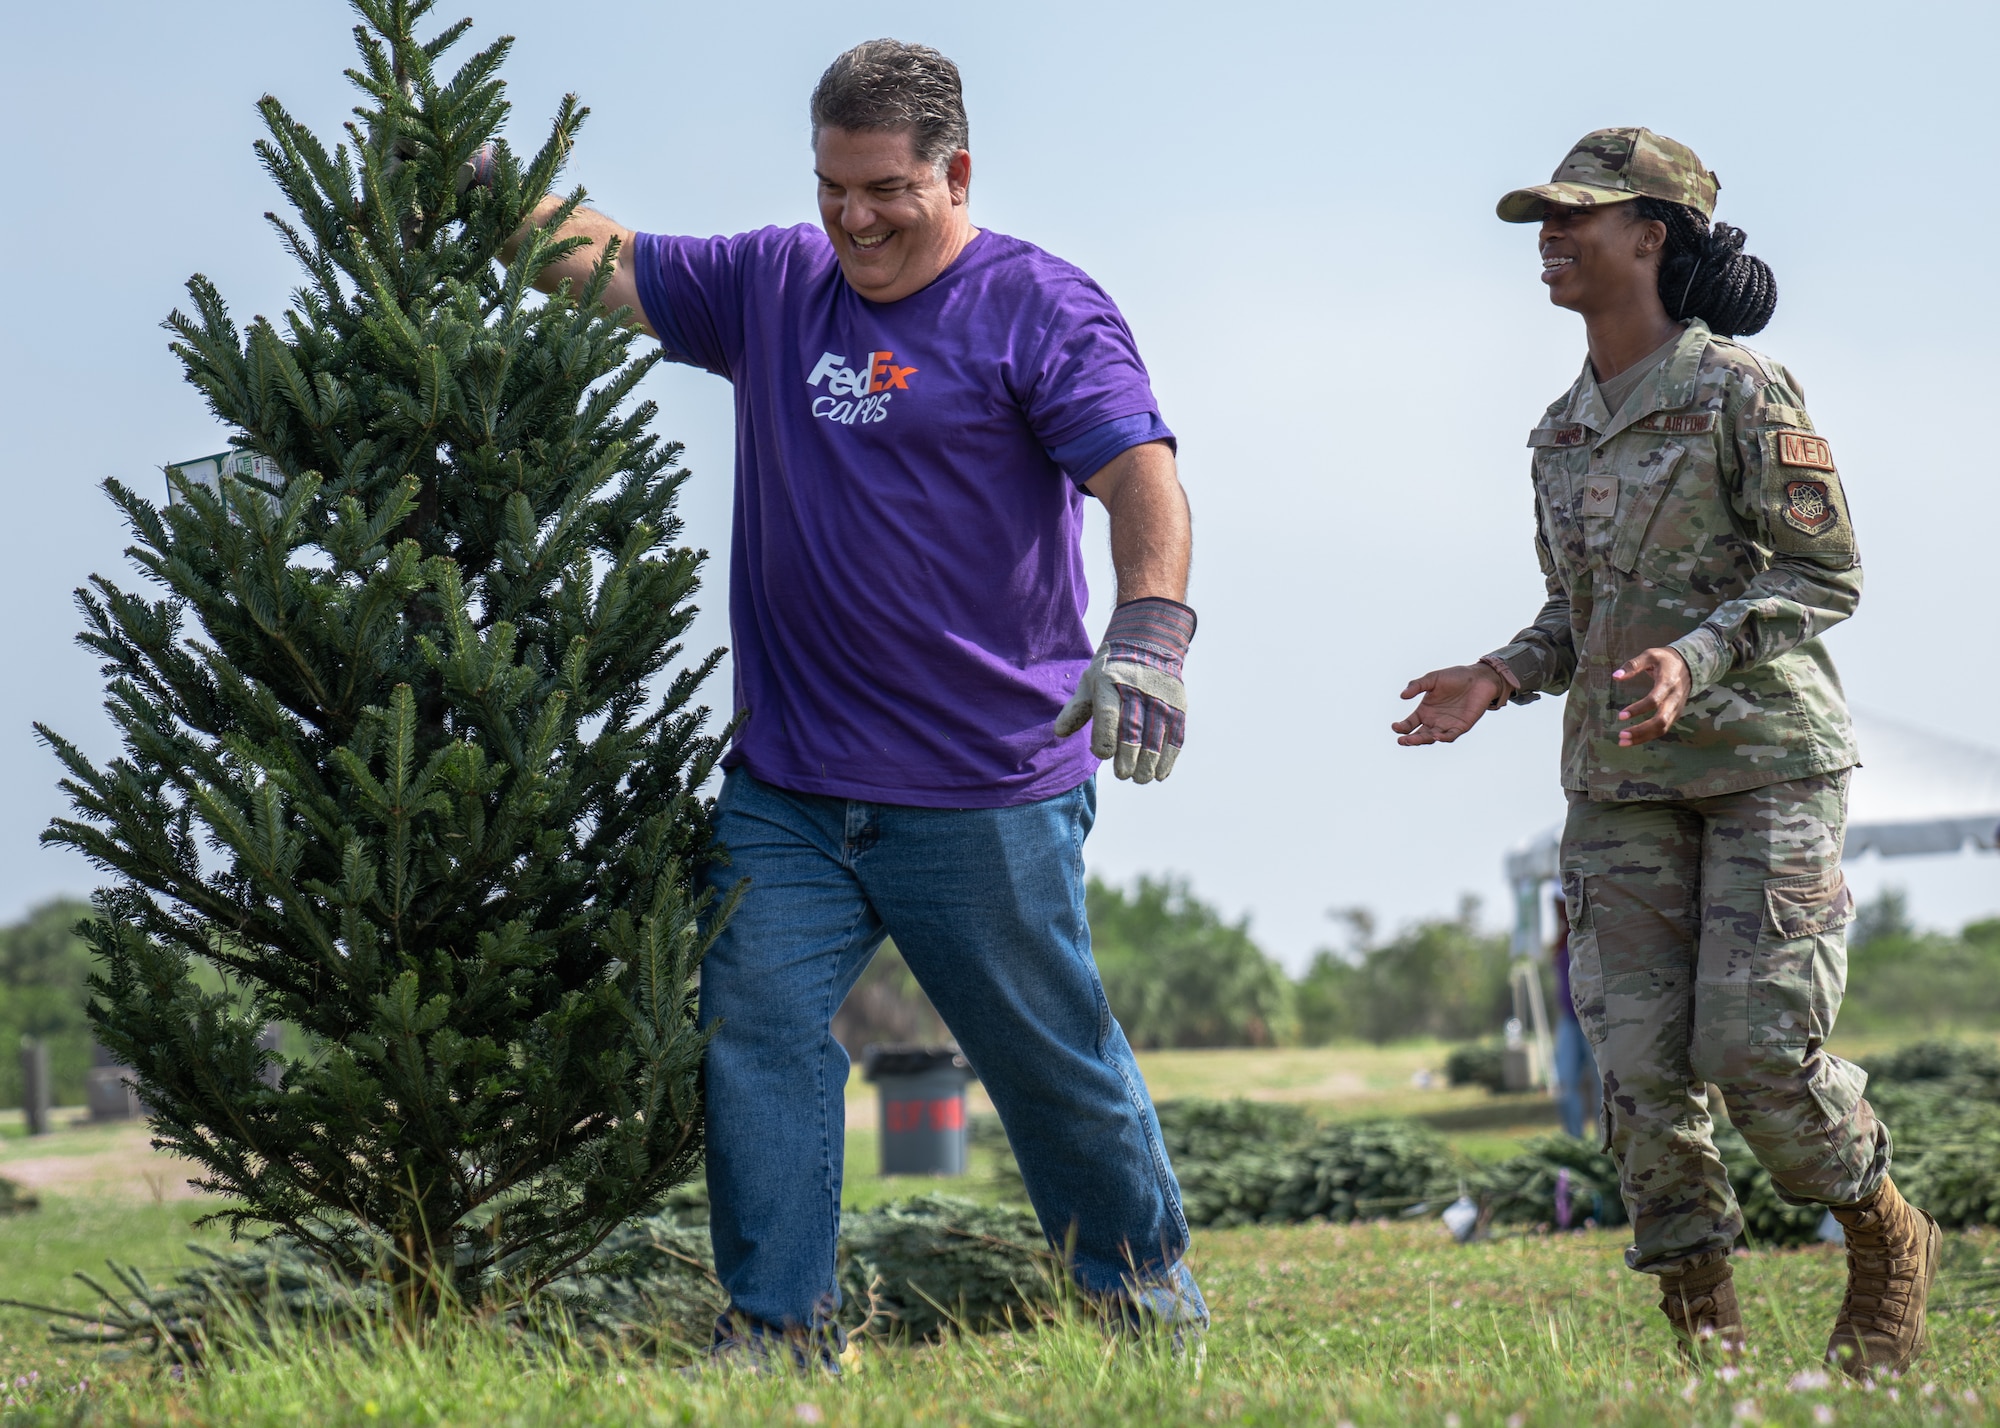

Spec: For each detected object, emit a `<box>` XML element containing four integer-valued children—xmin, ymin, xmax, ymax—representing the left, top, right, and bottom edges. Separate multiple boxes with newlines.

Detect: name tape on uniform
<box><xmin>1631</xmin><ymin>411</ymin><xmax>1718</xmax><ymax>435</ymax></box>
<box><xmin>1528</xmin><ymin>425</ymin><xmax>1589</xmax><ymax>448</ymax></box>
<box><xmin>1776</xmin><ymin>432</ymin><xmax>1836</xmax><ymax>471</ymax></box>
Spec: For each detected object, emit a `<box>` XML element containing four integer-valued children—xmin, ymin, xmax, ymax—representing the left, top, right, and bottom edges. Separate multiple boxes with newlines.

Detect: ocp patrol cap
<box><xmin>1497</xmin><ymin>128</ymin><xmax>1719</xmax><ymax>223</ymax></box>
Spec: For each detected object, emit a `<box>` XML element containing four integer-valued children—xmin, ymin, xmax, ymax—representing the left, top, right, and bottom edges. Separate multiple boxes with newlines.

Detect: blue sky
<box><xmin>3</xmin><ymin>0</ymin><xmax>1994</xmax><ymax>967</ymax></box>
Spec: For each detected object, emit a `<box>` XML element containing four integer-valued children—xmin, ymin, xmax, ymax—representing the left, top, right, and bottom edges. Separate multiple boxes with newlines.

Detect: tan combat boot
<box><xmin>1658</xmin><ymin>1254</ymin><xmax>1745</xmax><ymax>1364</ymax></box>
<box><xmin>1825</xmin><ymin>1177</ymin><xmax>1942</xmax><ymax>1378</ymax></box>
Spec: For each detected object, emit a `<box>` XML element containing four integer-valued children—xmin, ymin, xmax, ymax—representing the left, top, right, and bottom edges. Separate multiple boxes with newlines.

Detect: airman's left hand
<box><xmin>1613</xmin><ymin>647</ymin><xmax>1692</xmax><ymax>746</ymax></box>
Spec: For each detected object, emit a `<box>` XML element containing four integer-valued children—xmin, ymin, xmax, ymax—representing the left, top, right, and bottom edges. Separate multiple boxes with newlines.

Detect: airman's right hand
<box><xmin>1392</xmin><ymin>664</ymin><xmax>1508</xmax><ymax>747</ymax></box>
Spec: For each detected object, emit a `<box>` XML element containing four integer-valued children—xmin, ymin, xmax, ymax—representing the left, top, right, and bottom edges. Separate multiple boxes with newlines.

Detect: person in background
<box><xmin>1549</xmin><ymin>892</ymin><xmax>1601</xmax><ymax>1143</ymax></box>
<box><xmin>1391</xmin><ymin>128</ymin><xmax>1935</xmax><ymax>1375</ymax></box>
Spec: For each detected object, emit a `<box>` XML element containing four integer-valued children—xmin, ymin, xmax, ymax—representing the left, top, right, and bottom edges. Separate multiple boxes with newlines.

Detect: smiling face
<box><xmin>1537</xmin><ymin>201</ymin><xmax>1667</xmax><ymax>316</ymax></box>
<box><xmin>814</xmin><ymin>126</ymin><xmax>975</xmax><ymax>304</ymax></box>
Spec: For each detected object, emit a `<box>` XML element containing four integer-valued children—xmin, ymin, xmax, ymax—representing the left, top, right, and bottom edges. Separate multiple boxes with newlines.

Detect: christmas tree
<box><xmin>38</xmin><ymin>0</ymin><xmax>725</xmax><ymax>1304</ymax></box>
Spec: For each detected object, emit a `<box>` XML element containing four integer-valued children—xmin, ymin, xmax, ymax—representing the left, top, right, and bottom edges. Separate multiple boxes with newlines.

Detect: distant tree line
<box><xmin>7</xmin><ymin>883</ymin><xmax>1998</xmax><ymax>1105</ymax></box>
<box><xmin>831</xmin><ymin>877</ymin><xmax>1519</xmax><ymax>1055</ymax></box>
<box><xmin>830</xmin><ymin>878</ymin><xmax>2000</xmax><ymax>1056</ymax></box>
<box><xmin>1841</xmin><ymin>888</ymin><xmax>2000</xmax><ymax>1033</ymax></box>
<box><xmin>0</xmin><ymin>899</ymin><xmax>94</xmax><ymax>1106</ymax></box>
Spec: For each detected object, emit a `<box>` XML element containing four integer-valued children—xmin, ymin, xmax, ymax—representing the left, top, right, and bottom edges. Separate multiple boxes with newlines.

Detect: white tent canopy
<box><xmin>1505</xmin><ymin>711</ymin><xmax>2000</xmax><ymax>944</ymax></box>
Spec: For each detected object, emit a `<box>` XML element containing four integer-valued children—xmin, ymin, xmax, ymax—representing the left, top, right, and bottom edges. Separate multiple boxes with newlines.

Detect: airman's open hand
<box><xmin>1392</xmin><ymin>664</ymin><xmax>1508</xmax><ymax>746</ymax></box>
<box><xmin>1612</xmin><ymin>647</ymin><xmax>1692</xmax><ymax>746</ymax></box>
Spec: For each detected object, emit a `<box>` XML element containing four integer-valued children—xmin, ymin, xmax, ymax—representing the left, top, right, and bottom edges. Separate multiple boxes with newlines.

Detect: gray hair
<box><xmin>810</xmin><ymin>39</ymin><xmax>968</xmax><ymax>171</ymax></box>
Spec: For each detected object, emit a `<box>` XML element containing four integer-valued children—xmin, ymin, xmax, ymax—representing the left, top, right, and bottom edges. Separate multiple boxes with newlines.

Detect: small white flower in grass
<box><xmin>1336</xmin><ymin>1421</ymin><xmax>1356</xmax><ymax>1428</ymax></box>
<box><xmin>1445</xmin><ymin>1414</ymin><xmax>1462</xmax><ymax>1428</ymax></box>
<box><xmin>1731</xmin><ymin>1400</ymin><xmax>1758</xmax><ymax>1423</ymax></box>
<box><xmin>1887</xmin><ymin>1387</ymin><xmax>1901</xmax><ymax>1402</ymax></box>
<box><xmin>1789</xmin><ymin>1370</ymin><xmax>1831</xmax><ymax>1391</ymax></box>
<box><xmin>793</xmin><ymin>1405</ymin><xmax>823</xmax><ymax>1424</ymax></box>
<box><xmin>1719</xmin><ymin>1365</ymin><xmax>1741</xmax><ymax>1383</ymax></box>
<box><xmin>1964</xmin><ymin>1389</ymin><xmax>1981</xmax><ymax>1405</ymax></box>
<box><xmin>1813</xmin><ymin>1406</ymin><xmax>1834</xmax><ymax>1426</ymax></box>
<box><xmin>1683</xmin><ymin>1379</ymin><xmax>1700</xmax><ymax>1404</ymax></box>
<box><xmin>614</xmin><ymin>1373</ymin><xmax>627</xmax><ymax>1386</ymax></box>
<box><xmin>1921</xmin><ymin>1382</ymin><xmax>1936</xmax><ymax>1396</ymax></box>
<box><xmin>1507</xmin><ymin>1415</ymin><xmax>1525</xmax><ymax>1428</ymax></box>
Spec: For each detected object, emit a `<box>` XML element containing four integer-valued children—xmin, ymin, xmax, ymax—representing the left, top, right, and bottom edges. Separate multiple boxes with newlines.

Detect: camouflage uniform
<box><xmin>1484</xmin><ymin>319</ymin><xmax>1889</xmax><ymax>1272</ymax></box>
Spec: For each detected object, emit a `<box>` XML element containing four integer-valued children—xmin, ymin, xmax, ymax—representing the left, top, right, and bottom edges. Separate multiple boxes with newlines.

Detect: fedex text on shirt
<box><xmin>806</xmin><ymin>350</ymin><xmax>918</xmax><ymax>426</ymax></box>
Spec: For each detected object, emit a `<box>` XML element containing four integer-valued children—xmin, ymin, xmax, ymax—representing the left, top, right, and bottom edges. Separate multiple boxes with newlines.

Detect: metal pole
<box><xmin>19</xmin><ymin>1037</ymin><xmax>50</xmax><ymax>1137</ymax></box>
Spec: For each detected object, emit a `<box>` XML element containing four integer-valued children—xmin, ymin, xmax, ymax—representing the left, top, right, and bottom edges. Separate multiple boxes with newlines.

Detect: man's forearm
<box><xmin>501</xmin><ymin>197</ymin><xmax>648</xmax><ymax>327</ymax></box>
<box><xmin>500</xmin><ymin>194</ymin><xmax>566</xmax><ymax>271</ymax></box>
<box><xmin>1089</xmin><ymin>442</ymin><xmax>1190</xmax><ymax>604</ymax></box>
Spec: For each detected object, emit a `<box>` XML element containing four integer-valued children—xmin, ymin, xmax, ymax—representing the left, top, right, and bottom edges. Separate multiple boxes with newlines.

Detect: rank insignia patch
<box><xmin>1777</xmin><ymin>432</ymin><xmax>1836</xmax><ymax>471</ymax></box>
<box><xmin>1781</xmin><ymin>480</ymin><xmax>1838</xmax><ymax>536</ymax></box>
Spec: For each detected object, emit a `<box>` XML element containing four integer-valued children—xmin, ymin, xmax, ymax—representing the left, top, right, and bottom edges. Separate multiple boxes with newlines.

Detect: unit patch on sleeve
<box><xmin>1781</xmin><ymin>480</ymin><xmax>1839</xmax><ymax>537</ymax></box>
<box><xmin>1776</xmin><ymin>432</ymin><xmax>1836</xmax><ymax>471</ymax></box>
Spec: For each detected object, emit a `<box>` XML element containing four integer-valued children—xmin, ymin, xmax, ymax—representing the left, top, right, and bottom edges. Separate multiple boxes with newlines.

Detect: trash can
<box><xmin>863</xmin><ymin>1044</ymin><xmax>974</xmax><ymax>1176</ymax></box>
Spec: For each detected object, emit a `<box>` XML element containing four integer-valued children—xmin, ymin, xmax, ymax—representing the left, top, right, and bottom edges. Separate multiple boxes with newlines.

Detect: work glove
<box><xmin>1054</xmin><ymin>597</ymin><xmax>1195</xmax><ymax>785</ymax></box>
<box><xmin>379</xmin><ymin>137</ymin><xmax>499</xmax><ymax>193</ymax></box>
<box><xmin>457</xmin><ymin>141</ymin><xmax>499</xmax><ymax>193</ymax></box>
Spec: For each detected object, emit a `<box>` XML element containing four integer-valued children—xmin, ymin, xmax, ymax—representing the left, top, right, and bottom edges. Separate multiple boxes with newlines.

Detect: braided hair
<box><xmin>1635</xmin><ymin>197</ymin><xmax>1777</xmax><ymax>337</ymax></box>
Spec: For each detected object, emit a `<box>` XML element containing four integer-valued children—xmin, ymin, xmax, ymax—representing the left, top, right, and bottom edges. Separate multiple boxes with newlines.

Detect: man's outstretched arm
<box><xmin>1055</xmin><ymin>441</ymin><xmax>1195</xmax><ymax>784</ymax></box>
<box><xmin>502</xmin><ymin>196</ymin><xmax>654</xmax><ymax>339</ymax></box>
<box><xmin>1085</xmin><ymin>440</ymin><xmax>1191</xmax><ymax>603</ymax></box>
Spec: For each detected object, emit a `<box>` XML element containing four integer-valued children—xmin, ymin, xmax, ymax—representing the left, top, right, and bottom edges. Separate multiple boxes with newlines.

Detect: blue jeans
<box><xmin>1554</xmin><ymin>1014</ymin><xmax>1603</xmax><ymax>1143</ymax></box>
<box><xmin>698</xmin><ymin>769</ymin><xmax>1200</xmax><ymax>1334</ymax></box>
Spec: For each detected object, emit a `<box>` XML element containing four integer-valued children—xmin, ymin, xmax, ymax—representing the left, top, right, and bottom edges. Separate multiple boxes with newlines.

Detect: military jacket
<box><xmin>1486</xmin><ymin>319</ymin><xmax>1861</xmax><ymax>801</ymax></box>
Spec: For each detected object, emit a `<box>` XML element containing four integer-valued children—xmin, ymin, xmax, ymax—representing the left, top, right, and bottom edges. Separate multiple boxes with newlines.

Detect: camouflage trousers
<box><xmin>1561</xmin><ymin>770</ymin><xmax>1891</xmax><ymax>1273</ymax></box>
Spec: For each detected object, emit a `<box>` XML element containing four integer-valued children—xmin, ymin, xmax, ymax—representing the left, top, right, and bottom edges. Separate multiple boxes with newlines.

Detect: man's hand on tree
<box><xmin>1392</xmin><ymin>664</ymin><xmax>1508</xmax><ymax>746</ymax></box>
<box><xmin>1055</xmin><ymin>598</ymin><xmax>1194</xmax><ymax>784</ymax></box>
<box><xmin>1612</xmin><ymin>647</ymin><xmax>1692</xmax><ymax>746</ymax></box>
<box><xmin>380</xmin><ymin>138</ymin><xmax>498</xmax><ymax>193</ymax></box>
<box><xmin>457</xmin><ymin>142</ymin><xmax>499</xmax><ymax>193</ymax></box>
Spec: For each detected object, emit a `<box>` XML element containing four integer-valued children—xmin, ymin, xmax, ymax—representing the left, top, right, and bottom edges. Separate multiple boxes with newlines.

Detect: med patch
<box><xmin>1761</xmin><ymin>423</ymin><xmax>1855</xmax><ymax>555</ymax></box>
<box><xmin>1777</xmin><ymin>432</ymin><xmax>1836</xmax><ymax>471</ymax></box>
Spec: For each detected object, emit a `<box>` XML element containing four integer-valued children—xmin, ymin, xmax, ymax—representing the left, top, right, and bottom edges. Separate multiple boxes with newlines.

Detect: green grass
<box><xmin>1</xmin><ymin>1213</ymin><xmax>1997</xmax><ymax>1425</ymax></box>
<box><xmin>4</xmin><ymin>1041</ymin><xmax>1995</xmax><ymax>1423</ymax></box>
<box><xmin>0</xmin><ymin>1197</ymin><xmax>232</xmax><ymax>1317</ymax></box>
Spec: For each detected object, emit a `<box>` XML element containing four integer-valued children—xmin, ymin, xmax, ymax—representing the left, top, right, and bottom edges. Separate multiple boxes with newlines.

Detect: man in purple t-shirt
<box><xmin>504</xmin><ymin>39</ymin><xmax>1202</xmax><ymax>1352</ymax></box>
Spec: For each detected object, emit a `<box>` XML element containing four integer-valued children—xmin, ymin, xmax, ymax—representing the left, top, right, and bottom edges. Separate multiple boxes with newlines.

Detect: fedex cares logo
<box><xmin>806</xmin><ymin>350</ymin><xmax>918</xmax><ymax>426</ymax></box>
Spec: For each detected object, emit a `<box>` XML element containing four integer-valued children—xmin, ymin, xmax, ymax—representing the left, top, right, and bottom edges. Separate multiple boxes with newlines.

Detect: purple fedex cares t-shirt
<box><xmin>631</xmin><ymin>224</ymin><xmax>1172</xmax><ymax>808</ymax></box>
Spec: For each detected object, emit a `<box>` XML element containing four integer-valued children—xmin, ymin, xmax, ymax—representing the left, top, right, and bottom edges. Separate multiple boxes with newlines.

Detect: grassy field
<box><xmin>1</xmin><ymin>1045</ymin><xmax>1996</xmax><ymax>1426</ymax></box>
